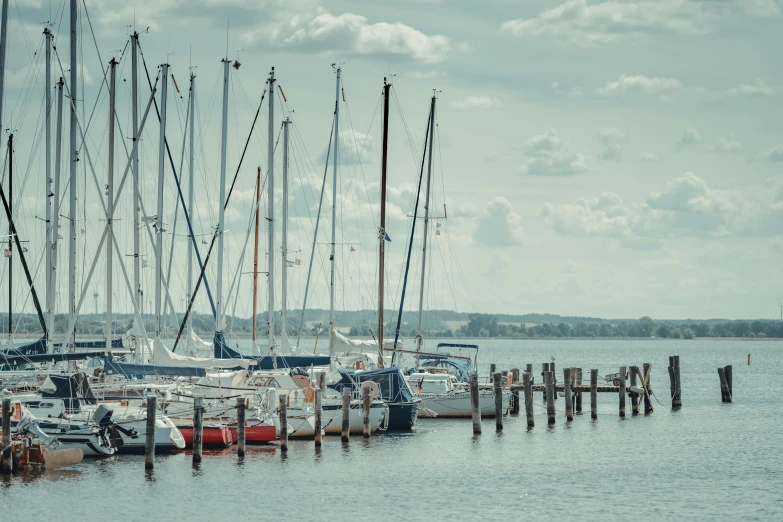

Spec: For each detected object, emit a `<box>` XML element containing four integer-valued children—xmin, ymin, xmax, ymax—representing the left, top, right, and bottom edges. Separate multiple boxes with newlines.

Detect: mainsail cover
<box><xmin>152</xmin><ymin>337</ymin><xmax>251</xmax><ymax>369</ymax></box>
<box><xmin>331</xmin><ymin>330</ymin><xmax>401</xmax><ymax>354</ymax></box>
<box><xmin>214</xmin><ymin>331</ymin><xmax>330</xmax><ymax>368</ymax></box>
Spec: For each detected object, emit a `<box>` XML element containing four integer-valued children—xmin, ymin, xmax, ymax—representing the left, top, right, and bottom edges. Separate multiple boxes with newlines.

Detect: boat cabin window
<box><xmin>255</xmin><ymin>377</ymin><xmax>281</xmax><ymax>388</ymax></box>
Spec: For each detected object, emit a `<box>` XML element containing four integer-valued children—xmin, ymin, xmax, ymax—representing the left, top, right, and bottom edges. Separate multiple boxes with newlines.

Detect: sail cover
<box><xmin>152</xmin><ymin>337</ymin><xmax>251</xmax><ymax>369</ymax></box>
<box><xmin>331</xmin><ymin>330</ymin><xmax>402</xmax><ymax>354</ymax></box>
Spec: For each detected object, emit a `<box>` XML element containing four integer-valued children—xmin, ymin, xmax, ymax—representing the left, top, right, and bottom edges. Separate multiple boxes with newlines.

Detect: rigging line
<box><xmin>137</xmin><ymin>42</ymin><xmax>217</xmax><ymax>317</ymax></box>
<box><xmin>392</xmin><ymin>102</ymin><xmax>433</xmax><ymax>352</ymax></box>
<box><xmin>171</xmin><ymin>86</ymin><xmax>267</xmax><ymax>352</ymax></box>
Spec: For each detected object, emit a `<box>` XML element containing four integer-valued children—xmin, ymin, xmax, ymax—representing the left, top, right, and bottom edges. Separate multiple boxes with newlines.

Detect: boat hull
<box><xmin>227</xmin><ymin>424</ymin><xmax>276</xmax><ymax>443</ymax></box>
<box><xmin>322</xmin><ymin>402</ymin><xmax>386</xmax><ymax>434</ymax></box>
<box><xmin>418</xmin><ymin>391</ymin><xmax>510</xmax><ymax>418</ymax></box>
<box><xmin>384</xmin><ymin>401</ymin><xmax>420</xmax><ymax>431</ymax></box>
<box><xmin>176</xmin><ymin>425</ymin><xmax>234</xmax><ymax>448</ymax></box>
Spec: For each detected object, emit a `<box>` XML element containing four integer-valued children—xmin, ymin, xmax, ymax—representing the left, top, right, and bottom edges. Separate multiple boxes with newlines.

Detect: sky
<box><xmin>1</xmin><ymin>0</ymin><xmax>783</xmax><ymax>326</ymax></box>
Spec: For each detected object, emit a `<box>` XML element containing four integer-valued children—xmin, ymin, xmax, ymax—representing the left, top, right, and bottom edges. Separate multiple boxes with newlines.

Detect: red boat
<box><xmin>177</xmin><ymin>424</ymin><xmax>234</xmax><ymax>448</ymax></box>
<box><xmin>227</xmin><ymin>423</ymin><xmax>276</xmax><ymax>443</ymax></box>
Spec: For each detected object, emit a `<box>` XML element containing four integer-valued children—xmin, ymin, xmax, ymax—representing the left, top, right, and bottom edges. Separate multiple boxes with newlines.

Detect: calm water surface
<box><xmin>2</xmin><ymin>339</ymin><xmax>781</xmax><ymax>520</ymax></box>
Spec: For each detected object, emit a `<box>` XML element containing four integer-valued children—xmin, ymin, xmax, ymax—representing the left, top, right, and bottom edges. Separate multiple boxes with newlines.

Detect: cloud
<box><xmin>519</xmin><ymin>129</ymin><xmax>590</xmax><ymax>176</ymax></box>
<box><xmin>728</xmin><ymin>78</ymin><xmax>775</xmax><ymax>96</ymax></box>
<box><xmin>242</xmin><ymin>9</ymin><xmax>450</xmax><ymax>63</ymax></box>
<box><xmin>338</xmin><ymin>129</ymin><xmax>375</xmax><ymax>164</ymax></box>
<box><xmin>451</xmin><ymin>95</ymin><xmax>503</xmax><ymax>110</ymax></box>
<box><xmin>758</xmin><ymin>145</ymin><xmax>783</xmax><ymax>162</ymax></box>
<box><xmin>599</xmin><ymin>128</ymin><xmax>627</xmax><ymax>161</ymax></box>
<box><xmin>640</xmin><ymin>152</ymin><xmax>660</xmax><ymax>162</ymax></box>
<box><xmin>473</xmin><ymin>197</ymin><xmax>524</xmax><ymax>246</ymax></box>
<box><xmin>500</xmin><ymin>0</ymin><xmax>710</xmax><ymax>47</ymax></box>
<box><xmin>677</xmin><ymin>128</ymin><xmax>701</xmax><ymax>150</ymax></box>
<box><xmin>539</xmin><ymin>193</ymin><xmax>634</xmax><ymax>237</ymax></box>
<box><xmin>595</xmin><ymin>74</ymin><xmax>682</xmax><ymax>95</ymax></box>
<box><xmin>713</xmin><ymin>134</ymin><xmax>742</xmax><ymax>152</ymax></box>
<box><xmin>404</xmin><ymin>71</ymin><xmax>442</xmax><ymax>80</ymax></box>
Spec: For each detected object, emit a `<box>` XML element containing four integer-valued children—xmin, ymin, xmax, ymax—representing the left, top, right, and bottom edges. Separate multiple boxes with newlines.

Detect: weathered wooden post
<box><xmin>279</xmin><ymin>394</ymin><xmax>288</xmax><ymax>452</ymax></box>
<box><xmin>575</xmin><ymin>368</ymin><xmax>583</xmax><ymax>414</ymax></box>
<box><xmin>669</xmin><ymin>355</ymin><xmax>682</xmax><ymax>409</ymax></box>
<box><xmin>718</xmin><ymin>367</ymin><xmax>732</xmax><ymax>403</ymax></box>
<box><xmin>526</xmin><ymin>364</ymin><xmax>533</xmax><ymax>382</ymax></box>
<box><xmin>510</xmin><ymin>368</ymin><xmax>520</xmax><ymax>414</ymax></box>
<box><xmin>193</xmin><ymin>396</ymin><xmax>203</xmax><ymax>463</ymax></box>
<box><xmin>489</xmin><ymin>363</ymin><xmax>496</xmax><ymax>383</ymax></box>
<box><xmin>630</xmin><ymin>365</ymin><xmax>639</xmax><ymax>416</ymax></box>
<box><xmin>590</xmin><ymin>369</ymin><xmax>598</xmax><ymax>420</ymax></box>
<box><xmin>314</xmin><ymin>387</ymin><xmax>323</xmax><ymax>447</ymax></box>
<box><xmin>2</xmin><ymin>398</ymin><xmax>11</xmax><ymax>472</ymax></box>
<box><xmin>545</xmin><ymin>371</ymin><xmax>555</xmax><ymax>425</ymax></box>
<box><xmin>725</xmin><ymin>365</ymin><xmax>733</xmax><ymax>400</ymax></box>
<box><xmin>341</xmin><ymin>388</ymin><xmax>351</xmax><ymax>443</ymax></box>
<box><xmin>618</xmin><ymin>367</ymin><xmax>626</xmax><ymax>418</ymax></box>
<box><xmin>642</xmin><ymin>363</ymin><xmax>653</xmax><ymax>414</ymax></box>
<box><xmin>470</xmin><ymin>373</ymin><xmax>481</xmax><ymax>435</ymax></box>
<box><xmin>563</xmin><ymin>368</ymin><xmax>573</xmax><ymax>421</ymax></box>
<box><xmin>747</xmin><ymin>353</ymin><xmax>750</xmax><ymax>365</ymax></box>
<box><xmin>541</xmin><ymin>363</ymin><xmax>549</xmax><ymax>402</ymax></box>
<box><xmin>361</xmin><ymin>383</ymin><xmax>371</xmax><ymax>438</ymax></box>
<box><xmin>523</xmin><ymin>372</ymin><xmax>534</xmax><ymax>428</ymax></box>
<box><xmin>551</xmin><ymin>362</ymin><xmax>557</xmax><ymax>401</ymax></box>
<box><xmin>493</xmin><ymin>373</ymin><xmax>503</xmax><ymax>431</ymax></box>
<box><xmin>236</xmin><ymin>397</ymin><xmax>246</xmax><ymax>457</ymax></box>
<box><xmin>145</xmin><ymin>395</ymin><xmax>157</xmax><ymax>470</ymax></box>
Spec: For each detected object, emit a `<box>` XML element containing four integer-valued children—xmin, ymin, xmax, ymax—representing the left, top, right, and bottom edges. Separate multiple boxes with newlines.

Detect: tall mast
<box><xmin>154</xmin><ymin>63</ymin><xmax>169</xmax><ymax>341</ymax></box>
<box><xmin>0</xmin><ymin>0</ymin><xmax>8</xmax><ymax>346</ymax></box>
<box><xmin>281</xmin><ymin>117</ymin><xmax>290</xmax><ymax>350</ymax></box>
<box><xmin>186</xmin><ymin>71</ymin><xmax>196</xmax><ymax>352</ymax></box>
<box><xmin>131</xmin><ymin>33</ymin><xmax>142</xmax><ymax>330</ymax></box>
<box><xmin>48</xmin><ymin>78</ymin><xmax>64</xmax><ymax>350</ymax></box>
<box><xmin>216</xmin><ymin>58</ymin><xmax>230</xmax><ymax>334</ymax></box>
<box><xmin>44</xmin><ymin>28</ymin><xmax>53</xmax><ymax>342</ymax></box>
<box><xmin>105</xmin><ymin>58</ymin><xmax>117</xmax><ymax>354</ymax></box>
<box><xmin>328</xmin><ymin>67</ymin><xmax>340</xmax><ymax>353</ymax></box>
<box><xmin>67</xmin><ymin>0</ymin><xmax>77</xmax><ymax>349</ymax></box>
<box><xmin>252</xmin><ymin>166</ymin><xmax>260</xmax><ymax>349</ymax></box>
<box><xmin>416</xmin><ymin>94</ymin><xmax>436</xmax><ymax>364</ymax></box>
<box><xmin>377</xmin><ymin>79</ymin><xmax>390</xmax><ymax>368</ymax></box>
<box><xmin>266</xmin><ymin>68</ymin><xmax>275</xmax><ymax>352</ymax></box>
<box><xmin>6</xmin><ymin>133</ymin><xmax>11</xmax><ymax>344</ymax></box>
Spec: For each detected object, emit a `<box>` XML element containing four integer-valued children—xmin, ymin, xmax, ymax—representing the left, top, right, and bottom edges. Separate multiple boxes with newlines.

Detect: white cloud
<box><xmin>337</xmin><ymin>130</ymin><xmax>375</xmax><ymax>164</ymax></box>
<box><xmin>758</xmin><ymin>145</ymin><xmax>783</xmax><ymax>162</ymax></box>
<box><xmin>728</xmin><ymin>78</ymin><xmax>775</xmax><ymax>96</ymax></box>
<box><xmin>451</xmin><ymin>95</ymin><xmax>503</xmax><ymax>110</ymax></box>
<box><xmin>596</xmin><ymin>74</ymin><xmax>682</xmax><ymax>95</ymax></box>
<box><xmin>242</xmin><ymin>9</ymin><xmax>450</xmax><ymax>63</ymax></box>
<box><xmin>473</xmin><ymin>197</ymin><xmax>524</xmax><ymax>246</ymax></box>
<box><xmin>519</xmin><ymin>129</ymin><xmax>590</xmax><ymax>176</ymax></box>
<box><xmin>405</xmin><ymin>71</ymin><xmax>442</xmax><ymax>80</ymax></box>
<box><xmin>640</xmin><ymin>152</ymin><xmax>660</xmax><ymax>162</ymax></box>
<box><xmin>677</xmin><ymin>128</ymin><xmax>701</xmax><ymax>150</ymax></box>
<box><xmin>713</xmin><ymin>134</ymin><xmax>743</xmax><ymax>152</ymax></box>
<box><xmin>599</xmin><ymin>128</ymin><xmax>627</xmax><ymax>161</ymax></box>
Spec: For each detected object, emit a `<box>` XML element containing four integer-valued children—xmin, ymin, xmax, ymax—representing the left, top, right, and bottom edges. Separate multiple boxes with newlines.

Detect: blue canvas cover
<box><xmin>213</xmin><ymin>331</ymin><xmax>331</xmax><ymax>369</ymax></box>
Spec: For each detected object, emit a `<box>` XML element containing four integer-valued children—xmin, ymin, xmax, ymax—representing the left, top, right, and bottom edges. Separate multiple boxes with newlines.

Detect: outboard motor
<box><xmin>93</xmin><ymin>404</ymin><xmax>114</xmax><ymax>426</ymax></box>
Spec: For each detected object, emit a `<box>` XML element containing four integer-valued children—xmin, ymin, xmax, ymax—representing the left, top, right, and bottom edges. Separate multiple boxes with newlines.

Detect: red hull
<box><xmin>228</xmin><ymin>424</ymin><xmax>276</xmax><ymax>443</ymax></box>
<box><xmin>177</xmin><ymin>425</ymin><xmax>233</xmax><ymax>448</ymax></box>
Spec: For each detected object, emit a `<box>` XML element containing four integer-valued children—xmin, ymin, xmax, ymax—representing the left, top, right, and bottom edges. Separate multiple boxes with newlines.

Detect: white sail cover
<box><xmin>151</xmin><ymin>338</ymin><xmax>251</xmax><ymax>369</ymax></box>
<box><xmin>330</xmin><ymin>330</ymin><xmax>402</xmax><ymax>354</ymax></box>
<box><xmin>194</xmin><ymin>370</ymin><xmax>249</xmax><ymax>398</ymax></box>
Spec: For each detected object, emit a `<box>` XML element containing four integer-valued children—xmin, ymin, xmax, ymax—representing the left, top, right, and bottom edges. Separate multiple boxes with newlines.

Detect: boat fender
<box><xmin>362</xmin><ymin>381</ymin><xmax>381</xmax><ymax>399</ymax></box>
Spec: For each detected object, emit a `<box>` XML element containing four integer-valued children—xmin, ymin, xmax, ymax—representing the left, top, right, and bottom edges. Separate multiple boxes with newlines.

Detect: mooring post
<box><xmin>618</xmin><ymin>367</ymin><xmax>626</xmax><ymax>418</ymax></box>
<box><xmin>2</xmin><ymin>398</ymin><xmax>11</xmax><ymax>472</ymax></box>
<box><xmin>718</xmin><ymin>367</ymin><xmax>731</xmax><ymax>403</ymax></box>
<box><xmin>279</xmin><ymin>394</ymin><xmax>288</xmax><ymax>452</ymax></box>
<box><xmin>493</xmin><ymin>373</ymin><xmax>503</xmax><ymax>431</ymax></box>
<box><xmin>563</xmin><ymin>368</ymin><xmax>573</xmax><ymax>421</ymax></box>
<box><xmin>361</xmin><ymin>383</ymin><xmax>371</xmax><ymax>438</ymax></box>
<box><xmin>470</xmin><ymin>373</ymin><xmax>481</xmax><ymax>435</ymax></box>
<box><xmin>193</xmin><ymin>396</ymin><xmax>203</xmax><ymax>463</ymax></box>
<box><xmin>669</xmin><ymin>355</ymin><xmax>682</xmax><ymax>408</ymax></box>
<box><xmin>551</xmin><ymin>362</ymin><xmax>557</xmax><ymax>401</ymax></box>
<box><xmin>575</xmin><ymin>368</ymin><xmax>583</xmax><ymax>414</ymax></box>
<box><xmin>630</xmin><ymin>365</ymin><xmax>639</xmax><ymax>416</ymax></box>
<box><xmin>490</xmin><ymin>363</ymin><xmax>496</xmax><ymax>383</ymax></box>
<box><xmin>725</xmin><ymin>365</ymin><xmax>732</xmax><ymax>400</ymax></box>
<box><xmin>526</xmin><ymin>364</ymin><xmax>533</xmax><ymax>381</ymax></box>
<box><xmin>642</xmin><ymin>363</ymin><xmax>653</xmax><ymax>414</ymax></box>
<box><xmin>747</xmin><ymin>353</ymin><xmax>750</xmax><ymax>365</ymax></box>
<box><xmin>341</xmin><ymin>388</ymin><xmax>350</xmax><ymax>443</ymax></box>
<box><xmin>541</xmin><ymin>363</ymin><xmax>549</xmax><ymax>402</ymax></box>
<box><xmin>545</xmin><ymin>371</ymin><xmax>555</xmax><ymax>425</ymax></box>
<box><xmin>590</xmin><ymin>369</ymin><xmax>598</xmax><ymax>420</ymax></box>
<box><xmin>145</xmin><ymin>395</ymin><xmax>157</xmax><ymax>470</ymax></box>
<box><xmin>236</xmin><ymin>397</ymin><xmax>246</xmax><ymax>457</ymax></box>
<box><xmin>523</xmin><ymin>372</ymin><xmax>534</xmax><ymax>428</ymax></box>
<box><xmin>314</xmin><ymin>387</ymin><xmax>323</xmax><ymax>447</ymax></box>
<box><xmin>510</xmin><ymin>368</ymin><xmax>520</xmax><ymax>415</ymax></box>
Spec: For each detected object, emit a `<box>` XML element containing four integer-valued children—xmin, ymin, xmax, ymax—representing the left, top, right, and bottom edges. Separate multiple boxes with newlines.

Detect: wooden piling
<box><xmin>575</xmin><ymin>368</ymin><xmax>583</xmax><ymax>414</ymax></box>
<box><xmin>642</xmin><ymin>363</ymin><xmax>653</xmax><ymax>414</ymax></box>
<box><xmin>361</xmin><ymin>384</ymin><xmax>371</xmax><ymax>438</ymax></box>
<box><xmin>341</xmin><ymin>388</ymin><xmax>350</xmax><ymax>443</ymax></box>
<box><xmin>314</xmin><ymin>387</ymin><xmax>323</xmax><ymax>446</ymax></box>
<box><xmin>630</xmin><ymin>366</ymin><xmax>639</xmax><ymax>416</ymax></box>
<box><xmin>618</xmin><ymin>367</ymin><xmax>626</xmax><ymax>418</ymax></box>
<box><xmin>551</xmin><ymin>362</ymin><xmax>557</xmax><ymax>401</ymax></box>
<box><xmin>747</xmin><ymin>353</ymin><xmax>750</xmax><ymax>365</ymax></box>
<box><xmin>279</xmin><ymin>394</ymin><xmax>288</xmax><ymax>452</ymax></box>
<box><xmin>545</xmin><ymin>371</ymin><xmax>555</xmax><ymax>425</ymax></box>
<box><xmin>563</xmin><ymin>368</ymin><xmax>573</xmax><ymax>421</ymax></box>
<box><xmin>490</xmin><ymin>363</ymin><xmax>496</xmax><ymax>382</ymax></box>
<box><xmin>523</xmin><ymin>372</ymin><xmax>534</xmax><ymax>428</ymax></box>
<box><xmin>541</xmin><ymin>363</ymin><xmax>549</xmax><ymax>402</ymax></box>
<box><xmin>193</xmin><ymin>396</ymin><xmax>203</xmax><ymax>463</ymax></box>
<box><xmin>526</xmin><ymin>364</ymin><xmax>533</xmax><ymax>378</ymax></box>
<box><xmin>590</xmin><ymin>369</ymin><xmax>598</xmax><ymax>420</ymax></box>
<box><xmin>236</xmin><ymin>397</ymin><xmax>246</xmax><ymax>457</ymax></box>
<box><xmin>2</xmin><ymin>398</ymin><xmax>11</xmax><ymax>472</ymax></box>
<box><xmin>470</xmin><ymin>373</ymin><xmax>481</xmax><ymax>435</ymax></box>
<box><xmin>718</xmin><ymin>367</ymin><xmax>731</xmax><ymax>403</ymax></box>
<box><xmin>145</xmin><ymin>395</ymin><xmax>157</xmax><ymax>470</ymax></box>
<box><xmin>725</xmin><ymin>365</ymin><xmax>733</xmax><ymax>399</ymax></box>
<box><xmin>493</xmin><ymin>373</ymin><xmax>503</xmax><ymax>431</ymax></box>
<box><xmin>510</xmin><ymin>368</ymin><xmax>520</xmax><ymax>415</ymax></box>
<box><xmin>669</xmin><ymin>355</ymin><xmax>682</xmax><ymax>409</ymax></box>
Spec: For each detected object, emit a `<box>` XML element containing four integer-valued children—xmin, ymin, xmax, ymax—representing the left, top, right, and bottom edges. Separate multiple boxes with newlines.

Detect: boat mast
<box><xmin>267</xmin><ymin>67</ymin><xmax>275</xmax><ymax>353</ymax></box>
<box><xmin>67</xmin><ymin>0</ymin><xmax>78</xmax><ymax>350</ymax></box>
<box><xmin>131</xmin><ymin>32</ymin><xmax>142</xmax><ymax>331</ymax></box>
<box><xmin>186</xmin><ymin>71</ymin><xmax>196</xmax><ymax>353</ymax></box>
<box><xmin>281</xmin><ymin>117</ymin><xmax>290</xmax><ymax>350</ymax></box>
<box><xmin>328</xmin><ymin>67</ymin><xmax>340</xmax><ymax>354</ymax></box>
<box><xmin>0</xmin><ymin>0</ymin><xmax>8</xmax><ymax>346</ymax></box>
<box><xmin>377</xmin><ymin>79</ymin><xmax>390</xmax><ymax>368</ymax></box>
<box><xmin>49</xmin><ymin>77</ymin><xmax>64</xmax><ymax>350</ymax></box>
<box><xmin>252</xmin><ymin>166</ymin><xmax>260</xmax><ymax>350</ymax></box>
<box><xmin>105</xmin><ymin>58</ymin><xmax>117</xmax><ymax>355</ymax></box>
<box><xmin>6</xmin><ymin>133</ymin><xmax>12</xmax><ymax>345</ymax></box>
<box><xmin>216</xmin><ymin>58</ymin><xmax>230</xmax><ymax>336</ymax></box>
<box><xmin>154</xmin><ymin>63</ymin><xmax>169</xmax><ymax>342</ymax></box>
<box><xmin>44</xmin><ymin>28</ymin><xmax>53</xmax><ymax>344</ymax></box>
<box><xmin>415</xmin><ymin>94</ymin><xmax>436</xmax><ymax>365</ymax></box>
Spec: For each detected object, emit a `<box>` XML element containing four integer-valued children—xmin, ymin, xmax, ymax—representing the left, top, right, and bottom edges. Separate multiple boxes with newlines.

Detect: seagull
<box><xmin>551</xmin><ymin>356</ymin><xmax>556</xmax><ymax>362</ymax></box>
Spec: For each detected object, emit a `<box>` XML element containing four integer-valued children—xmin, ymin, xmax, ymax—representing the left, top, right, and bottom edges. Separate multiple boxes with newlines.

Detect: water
<box><xmin>2</xmin><ymin>339</ymin><xmax>781</xmax><ymax>520</ymax></box>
